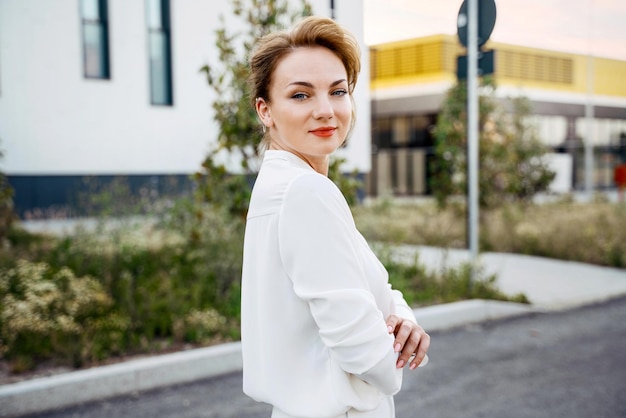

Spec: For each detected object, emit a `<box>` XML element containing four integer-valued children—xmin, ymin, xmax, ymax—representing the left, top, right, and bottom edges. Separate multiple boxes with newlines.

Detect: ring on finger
<box><xmin>409</xmin><ymin>353</ymin><xmax>429</xmax><ymax>368</ymax></box>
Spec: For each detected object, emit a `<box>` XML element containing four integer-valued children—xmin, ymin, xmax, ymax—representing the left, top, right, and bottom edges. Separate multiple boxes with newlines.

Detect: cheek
<box><xmin>336</xmin><ymin>100</ymin><xmax>353</xmax><ymax>122</ymax></box>
<box><xmin>274</xmin><ymin>104</ymin><xmax>306</xmax><ymax>126</ymax></box>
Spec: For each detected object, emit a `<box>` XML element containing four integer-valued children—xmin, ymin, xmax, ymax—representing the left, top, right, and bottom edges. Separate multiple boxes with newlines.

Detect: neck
<box><xmin>268</xmin><ymin>145</ymin><xmax>329</xmax><ymax>176</ymax></box>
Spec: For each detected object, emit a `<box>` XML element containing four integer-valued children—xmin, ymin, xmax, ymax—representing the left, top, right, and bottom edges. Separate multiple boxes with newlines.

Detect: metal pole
<box><xmin>467</xmin><ymin>0</ymin><xmax>479</xmax><ymax>279</ymax></box>
<box><xmin>584</xmin><ymin>55</ymin><xmax>594</xmax><ymax>199</ymax></box>
<box><xmin>584</xmin><ymin>1</ymin><xmax>594</xmax><ymax>199</ymax></box>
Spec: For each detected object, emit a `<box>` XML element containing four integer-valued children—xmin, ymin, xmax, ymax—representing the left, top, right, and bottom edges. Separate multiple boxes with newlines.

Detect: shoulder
<box><xmin>280</xmin><ymin>172</ymin><xmax>354</xmax><ymax>230</ymax></box>
<box><xmin>285</xmin><ymin>172</ymin><xmax>346</xmax><ymax>208</ymax></box>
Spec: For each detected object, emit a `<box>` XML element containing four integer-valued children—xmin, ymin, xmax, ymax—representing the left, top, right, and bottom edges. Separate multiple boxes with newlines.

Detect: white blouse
<box><xmin>241</xmin><ymin>150</ymin><xmax>417</xmax><ymax>417</ymax></box>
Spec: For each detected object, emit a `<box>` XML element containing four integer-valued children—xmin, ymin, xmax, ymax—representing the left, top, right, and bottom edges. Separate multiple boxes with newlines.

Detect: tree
<box><xmin>0</xmin><ymin>141</ymin><xmax>14</xmax><ymax>243</ymax></box>
<box><xmin>430</xmin><ymin>78</ymin><xmax>555</xmax><ymax>210</ymax></box>
<box><xmin>194</xmin><ymin>0</ymin><xmax>312</xmax><ymax>220</ymax></box>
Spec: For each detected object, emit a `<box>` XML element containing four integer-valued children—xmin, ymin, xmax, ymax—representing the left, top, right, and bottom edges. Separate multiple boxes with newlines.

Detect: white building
<box><xmin>0</xmin><ymin>0</ymin><xmax>370</xmax><ymax>217</ymax></box>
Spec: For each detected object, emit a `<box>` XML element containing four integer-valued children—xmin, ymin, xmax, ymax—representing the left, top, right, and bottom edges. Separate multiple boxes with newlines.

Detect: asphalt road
<box><xmin>23</xmin><ymin>296</ymin><xmax>626</xmax><ymax>418</ymax></box>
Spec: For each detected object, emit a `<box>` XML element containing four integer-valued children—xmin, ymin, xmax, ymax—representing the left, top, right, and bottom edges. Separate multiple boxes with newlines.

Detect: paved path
<box><xmin>21</xmin><ymin>296</ymin><xmax>626</xmax><ymax>418</ymax></box>
<box><xmin>389</xmin><ymin>245</ymin><xmax>626</xmax><ymax>310</ymax></box>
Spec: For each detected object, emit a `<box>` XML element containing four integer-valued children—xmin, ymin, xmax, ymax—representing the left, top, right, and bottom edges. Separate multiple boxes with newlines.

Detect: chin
<box><xmin>319</xmin><ymin>144</ymin><xmax>342</xmax><ymax>156</ymax></box>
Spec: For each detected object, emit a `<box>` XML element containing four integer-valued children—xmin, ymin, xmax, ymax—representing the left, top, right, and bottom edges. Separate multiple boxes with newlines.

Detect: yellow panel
<box><xmin>370</xmin><ymin>36</ymin><xmax>626</xmax><ymax>99</ymax></box>
<box><xmin>369</xmin><ymin>35</ymin><xmax>460</xmax><ymax>87</ymax></box>
<box><xmin>594</xmin><ymin>58</ymin><xmax>626</xmax><ymax>96</ymax></box>
<box><xmin>398</xmin><ymin>45</ymin><xmax>417</xmax><ymax>75</ymax></box>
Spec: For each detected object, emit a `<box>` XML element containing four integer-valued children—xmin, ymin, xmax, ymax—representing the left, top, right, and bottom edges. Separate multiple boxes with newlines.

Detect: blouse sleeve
<box><xmin>391</xmin><ymin>288</ymin><xmax>418</xmax><ymax>324</ymax></box>
<box><xmin>278</xmin><ymin>173</ymin><xmax>402</xmax><ymax>395</ymax></box>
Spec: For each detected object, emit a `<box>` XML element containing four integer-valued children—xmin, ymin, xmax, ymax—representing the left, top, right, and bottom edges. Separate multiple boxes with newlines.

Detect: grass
<box><xmin>353</xmin><ymin>198</ymin><xmax>467</xmax><ymax>248</ymax></box>
<box><xmin>374</xmin><ymin>246</ymin><xmax>529</xmax><ymax>307</ymax></box>
<box><xmin>354</xmin><ymin>195</ymin><xmax>626</xmax><ymax>269</ymax></box>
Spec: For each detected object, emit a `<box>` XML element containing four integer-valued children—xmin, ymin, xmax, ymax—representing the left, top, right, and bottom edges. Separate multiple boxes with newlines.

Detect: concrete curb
<box><xmin>0</xmin><ymin>342</ymin><xmax>243</xmax><ymax>417</ymax></box>
<box><xmin>0</xmin><ymin>299</ymin><xmax>535</xmax><ymax>417</ymax></box>
<box><xmin>413</xmin><ymin>299</ymin><xmax>535</xmax><ymax>331</ymax></box>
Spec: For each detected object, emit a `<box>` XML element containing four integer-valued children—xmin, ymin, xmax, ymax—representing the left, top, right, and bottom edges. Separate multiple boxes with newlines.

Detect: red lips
<box><xmin>309</xmin><ymin>127</ymin><xmax>337</xmax><ymax>137</ymax></box>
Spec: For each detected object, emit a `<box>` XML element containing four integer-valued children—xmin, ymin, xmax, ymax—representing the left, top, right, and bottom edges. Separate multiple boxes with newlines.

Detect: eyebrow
<box><xmin>287</xmin><ymin>79</ymin><xmax>347</xmax><ymax>88</ymax></box>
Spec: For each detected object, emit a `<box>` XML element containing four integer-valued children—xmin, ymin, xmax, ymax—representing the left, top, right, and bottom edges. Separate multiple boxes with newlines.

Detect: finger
<box><xmin>409</xmin><ymin>352</ymin><xmax>429</xmax><ymax>370</ymax></box>
<box><xmin>409</xmin><ymin>332</ymin><xmax>431</xmax><ymax>370</ymax></box>
<box><xmin>393</xmin><ymin>321</ymin><xmax>413</xmax><ymax>350</ymax></box>
<box><xmin>385</xmin><ymin>315</ymin><xmax>400</xmax><ymax>334</ymax></box>
<box><xmin>396</xmin><ymin>327</ymin><xmax>421</xmax><ymax>368</ymax></box>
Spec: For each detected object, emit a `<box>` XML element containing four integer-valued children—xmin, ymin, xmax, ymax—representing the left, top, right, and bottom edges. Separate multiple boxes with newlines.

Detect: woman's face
<box><xmin>256</xmin><ymin>47</ymin><xmax>352</xmax><ymax>171</ymax></box>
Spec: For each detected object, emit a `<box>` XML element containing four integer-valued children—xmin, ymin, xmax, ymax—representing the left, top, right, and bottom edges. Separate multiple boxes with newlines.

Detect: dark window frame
<box><xmin>146</xmin><ymin>0</ymin><xmax>173</xmax><ymax>106</ymax></box>
<box><xmin>80</xmin><ymin>0</ymin><xmax>111</xmax><ymax>79</ymax></box>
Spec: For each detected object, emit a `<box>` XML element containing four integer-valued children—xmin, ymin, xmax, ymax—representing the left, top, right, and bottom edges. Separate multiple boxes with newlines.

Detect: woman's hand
<box><xmin>386</xmin><ymin>315</ymin><xmax>430</xmax><ymax>370</ymax></box>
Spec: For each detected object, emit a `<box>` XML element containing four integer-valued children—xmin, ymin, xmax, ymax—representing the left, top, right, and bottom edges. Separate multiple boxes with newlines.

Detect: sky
<box><xmin>363</xmin><ymin>0</ymin><xmax>626</xmax><ymax>60</ymax></box>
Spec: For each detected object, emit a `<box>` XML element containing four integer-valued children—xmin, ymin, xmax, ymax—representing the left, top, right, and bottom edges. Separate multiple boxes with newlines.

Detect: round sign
<box><xmin>457</xmin><ymin>0</ymin><xmax>497</xmax><ymax>48</ymax></box>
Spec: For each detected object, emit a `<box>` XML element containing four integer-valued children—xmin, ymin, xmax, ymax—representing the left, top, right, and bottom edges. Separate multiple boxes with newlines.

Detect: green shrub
<box><xmin>23</xmin><ymin>202</ymin><xmax>245</xmax><ymax>353</ymax></box>
<box><xmin>0</xmin><ymin>143</ymin><xmax>15</xmax><ymax>245</ymax></box>
<box><xmin>173</xmin><ymin>308</ymin><xmax>229</xmax><ymax>345</ymax></box>
<box><xmin>377</xmin><ymin>250</ymin><xmax>528</xmax><ymax>307</ymax></box>
<box><xmin>0</xmin><ymin>260</ymin><xmax>129</xmax><ymax>371</ymax></box>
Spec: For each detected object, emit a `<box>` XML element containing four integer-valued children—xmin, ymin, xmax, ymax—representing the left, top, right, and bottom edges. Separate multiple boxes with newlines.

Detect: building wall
<box><xmin>0</xmin><ymin>0</ymin><xmax>370</xmax><ymax>216</ymax></box>
<box><xmin>332</xmin><ymin>0</ymin><xmax>371</xmax><ymax>172</ymax></box>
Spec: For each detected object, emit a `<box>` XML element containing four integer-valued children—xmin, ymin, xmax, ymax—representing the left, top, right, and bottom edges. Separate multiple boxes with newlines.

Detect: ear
<box><xmin>255</xmin><ymin>97</ymin><xmax>273</xmax><ymax>129</ymax></box>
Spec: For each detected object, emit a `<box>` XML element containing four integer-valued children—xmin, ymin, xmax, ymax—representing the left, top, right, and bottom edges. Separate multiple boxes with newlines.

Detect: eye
<box><xmin>331</xmin><ymin>89</ymin><xmax>348</xmax><ymax>97</ymax></box>
<box><xmin>291</xmin><ymin>92</ymin><xmax>309</xmax><ymax>101</ymax></box>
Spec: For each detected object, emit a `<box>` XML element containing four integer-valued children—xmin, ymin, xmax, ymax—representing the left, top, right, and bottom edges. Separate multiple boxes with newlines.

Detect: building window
<box><xmin>373</xmin><ymin>118</ymin><xmax>393</xmax><ymax>149</ymax></box>
<box><xmin>80</xmin><ymin>0</ymin><xmax>110</xmax><ymax>79</ymax></box>
<box><xmin>146</xmin><ymin>0</ymin><xmax>173</xmax><ymax>105</ymax></box>
<box><xmin>409</xmin><ymin>115</ymin><xmax>436</xmax><ymax>147</ymax></box>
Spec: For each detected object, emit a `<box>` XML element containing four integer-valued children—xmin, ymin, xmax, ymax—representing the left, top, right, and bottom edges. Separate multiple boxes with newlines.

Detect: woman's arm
<box><xmin>278</xmin><ymin>173</ymin><xmax>403</xmax><ymax>394</ymax></box>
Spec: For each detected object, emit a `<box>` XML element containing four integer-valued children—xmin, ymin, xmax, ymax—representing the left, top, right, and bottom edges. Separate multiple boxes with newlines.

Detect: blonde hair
<box><xmin>248</xmin><ymin>16</ymin><xmax>361</xmax><ymax>148</ymax></box>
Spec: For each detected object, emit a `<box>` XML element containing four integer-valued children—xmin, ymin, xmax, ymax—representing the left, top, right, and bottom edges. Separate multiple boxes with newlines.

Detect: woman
<box><xmin>241</xmin><ymin>16</ymin><xmax>430</xmax><ymax>418</ymax></box>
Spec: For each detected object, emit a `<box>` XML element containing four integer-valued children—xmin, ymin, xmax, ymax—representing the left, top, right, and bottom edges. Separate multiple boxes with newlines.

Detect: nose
<box><xmin>312</xmin><ymin>96</ymin><xmax>334</xmax><ymax>119</ymax></box>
